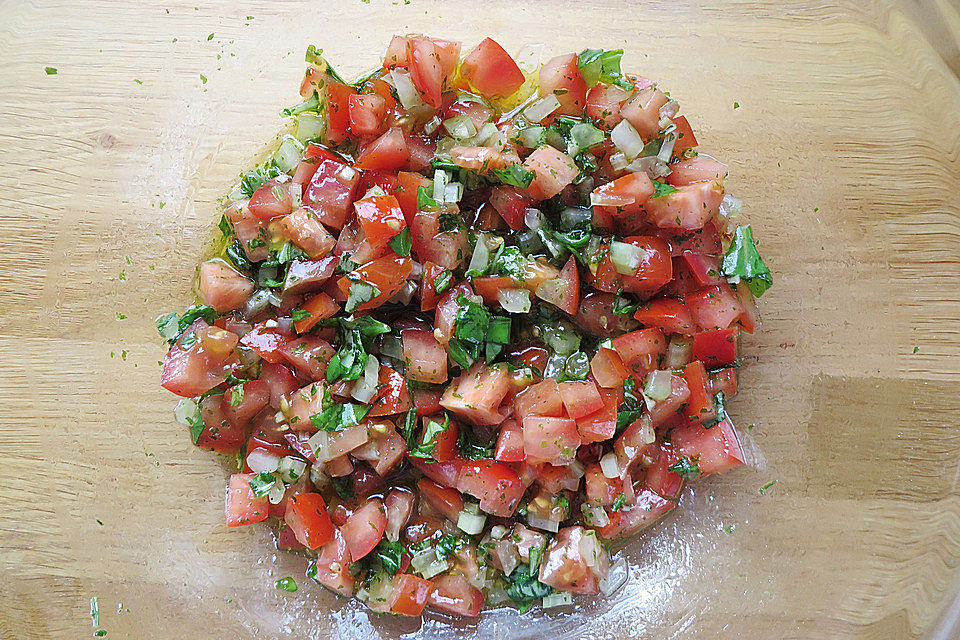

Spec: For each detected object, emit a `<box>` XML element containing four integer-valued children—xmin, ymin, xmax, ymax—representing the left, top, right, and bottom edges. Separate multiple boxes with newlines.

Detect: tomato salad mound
<box><xmin>158</xmin><ymin>35</ymin><xmax>772</xmax><ymax>617</ymax></box>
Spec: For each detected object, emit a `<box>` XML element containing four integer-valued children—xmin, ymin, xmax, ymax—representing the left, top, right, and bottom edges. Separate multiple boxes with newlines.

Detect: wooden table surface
<box><xmin>2</xmin><ymin>1</ymin><xmax>960</xmax><ymax>639</ymax></box>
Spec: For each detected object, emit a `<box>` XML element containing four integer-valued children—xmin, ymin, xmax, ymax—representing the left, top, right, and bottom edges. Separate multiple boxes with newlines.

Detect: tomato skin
<box><xmin>302</xmin><ymin>158</ymin><xmax>361</xmax><ymax>231</ymax></box>
<box><xmin>279</xmin><ymin>335</ymin><xmax>335</xmax><ymax>381</ymax></box>
<box><xmin>225</xmin><ymin>201</ymin><xmax>270</xmax><ymax>262</ymax></box>
<box><xmin>671</xmin><ymin>418</ymin><xmax>745</xmax><ymax>474</ymax></box>
<box><xmin>198</xmin><ymin>260</ymin><xmax>254</xmax><ymax>313</ymax></box>
<box><xmin>671</xmin><ymin>115</ymin><xmax>698</xmax><ymax>153</ymax></box>
<box><xmin>282</xmin><ymin>256</ymin><xmax>338</xmax><ymax>296</ymax></box>
<box><xmin>353</xmin><ymin>194</ymin><xmax>406</xmax><ymax>249</ymax></box>
<box><xmin>681</xmin><ymin>361</ymin><xmax>715</xmax><ymax>423</ymax></box>
<box><xmin>220</xmin><ymin>379</ymin><xmax>271</xmax><ymax>430</ymax></box>
<box><xmin>574</xmin><ymin>292</ymin><xmax>639</xmax><ymax>338</ymax></box>
<box><xmin>522</xmin><ymin>416</ymin><xmax>581</xmax><ymax>465</ymax></box>
<box><xmin>440</xmin><ymin>362</ymin><xmax>512</xmax><ymax>426</ymax></box>
<box><xmin>239</xmin><ymin>323</ymin><xmax>292</xmax><ymax>364</ymax></box>
<box><xmin>388</xmin><ymin>574</ymin><xmax>435</xmax><ymax>616</ymax></box>
<box><xmin>585</xmin><ymin>463</ymin><xmax>624</xmax><ymax>506</ymax></box>
<box><xmin>383</xmin><ymin>34</ymin><xmax>410</xmax><ymax>67</ymax></box>
<box><xmin>325</xmin><ymin>83</ymin><xmax>355</xmax><ymax>145</ymax></box>
<box><xmin>509</xmin><ymin>344</ymin><xmax>549</xmax><ymax>373</ymax></box>
<box><xmin>472</xmin><ymin>276</ymin><xmax>518</xmax><ymax>306</ymax></box>
<box><xmin>589</xmin><ymin>348</ymin><xmax>630</xmax><ymax>388</ymax></box>
<box><xmin>620</xmin><ymin>235</ymin><xmax>673</xmax><ymax>296</ymax></box>
<box><xmin>681</xmin><ymin>253</ymin><xmax>723</xmax><ymax>287</ymax></box>
<box><xmin>535</xmin><ymin>255</ymin><xmax>580</xmax><ymax>315</ymax></box>
<box><xmin>402</xmin><ymin>328</ymin><xmax>447</xmax><ymax>384</ymax></box>
<box><xmin>369</xmin><ymin>366</ymin><xmax>414</xmax><ymax>417</ymax></box>
<box><xmin>457</xmin><ymin>460</ymin><xmax>525</xmax><ymax>516</ymax></box>
<box><xmin>591</xmin><ymin>173</ymin><xmax>654</xmax><ymax>229</ymax></box>
<box><xmin>347</xmin><ymin>92</ymin><xmax>387</xmax><ymax>137</ymax></box>
<box><xmin>340</xmin><ymin>498</ymin><xmax>387</xmax><ymax>561</ymax></box>
<box><xmin>539</xmin><ymin>53</ymin><xmax>588</xmax><ymax>116</ymax></box>
<box><xmin>336</xmin><ymin>255</ymin><xmax>413</xmax><ymax>312</ymax></box>
<box><xmin>406</xmin><ymin>37</ymin><xmax>445</xmax><ymax>107</ymax></box>
<box><xmin>413</xmin><ymin>386</ymin><xmax>444</xmax><ymax>416</ymax></box>
<box><xmin>523</xmin><ymin>145</ymin><xmax>579</xmax><ymax>201</ymax></box>
<box><xmin>538</xmin><ymin>526</ymin><xmax>607</xmax><ymax>594</ymax></box>
<box><xmin>710</xmin><ymin>367</ymin><xmax>738</xmax><ymax>397</ymax></box>
<box><xmin>418</xmin><ymin>262</ymin><xmax>447</xmax><ymax>312</ymax></box>
<box><xmin>434</xmin><ymin>282</ymin><xmax>472</xmax><ymax>344</ymax></box>
<box><xmin>664</xmin><ymin>222</ymin><xmax>722</xmax><ymax>256</ymax></box>
<box><xmin>575</xmin><ymin>386</ymin><xmax>620</xmax><ymax>444</ymax></box>
<box><xmin>355</xmin><ymin>127</ymin><xmax>411</xmax><ymax>171</ymax></box>
<box><xmin>259</xmin><ymin>362</ymin><xmax>299</xmax><ymax>408</ymax></box>
<box><xmin>407</xmin><ymin>456</ymin><xmax>463</xmax><ymax>489</ymax></box>
<box><xmin>410</xmin><ymin>206</ymin><xmax>468</xmax><ymax>270</ymax></box>
<box><xmin>427</xmin><ymin>574</ymin><xmax>484</xmax><ymax>617</ymax></box>
<box><xmin>558</xmin><ymin>380</ymin><xmax>604</xmax><ymax>419</ymax></box>
<box><xmin>460</xmin><ymin>37</ymin><xmax>525</xmax><ymax>98</ymax></box>
<box><xmin>611</xmin><ymin>327</ymin><xmax>666</xmax><ymax>378</ymax></box>
<box><xmin>494</xmin><ymin>419</ymin><xmax>526</xmax><ymax>463</ymax></box>
<box><xmin>417</xmin><ymin>478</ymin><xmax>463</xmax><ymax>521</ymax></box>
<box><xmin>598</xmin><ymin>486</ymin><xmax>675</xmax><ymax>539</ymax></box>
<box><xmin>161</xmin><ymin>321</ymin><xmax>240</xmax><ymax>398</ymax></box>
<box><xmin>225</xmin><ymin>473</ymin><xmax>269</xmax><ymax>527</ymax></box>
<box><xmin>489</xmin><ymin>185</ymin><xmax>534</xmax><ymax>230</ymax></box>
<box><xmin>197</xmin><ymin>394</ymin><xmax>247</xmax><ymax>454</ymax></box>
<box><xmin>686</xmin><ymin>283</ymin><xmax>745</xmax><ymax>331</ymax></box>
<box><xmin>292</xmin><ymin>142</ymin><xmax>342</xmax><ymax>188</ymax></box>
<box><xmin>284</xmin><ymin>493</ymin><xmax>335</xmax><ymax>550</ymax></box>
<box><xmin>633</xmin><ymin>298</ymin><xmax>695</xmax><ymax>335</ymax></box>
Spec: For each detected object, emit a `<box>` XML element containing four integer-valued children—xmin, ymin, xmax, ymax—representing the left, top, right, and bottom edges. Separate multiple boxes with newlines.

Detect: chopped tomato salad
<box><xmin>157</xmin><ymin>35</ymin><xmax>772</xmax><ymax>617</ymax></box>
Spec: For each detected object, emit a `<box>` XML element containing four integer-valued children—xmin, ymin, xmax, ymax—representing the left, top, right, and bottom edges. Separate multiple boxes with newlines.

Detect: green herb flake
<box><xmin>387</xmin><ymin>227</ymin><xmax>412</xmax><ymax>256</ymax></box>
<box><xmin>720</xmin><ymin>225</ymin><xmax>773</xmax><ymax>297</ymax></box>
<box><xmin>913</xmin><ymin>346</ymin><xmax>919</xmax><ymax>354</ymax></box>
<box><xmin>408</xmin><ymin>415</ymin><xmax>450</xmax><ymax>462</ymax></box>
<box><xmin>207</xmin><ymin>33</ymin><xmax>214</xmax><ymax>40</ymax></box>
<box><xmin>733</xmin><ymin>101</ymin><xmax>740</xmax><ymax>109</ymax></box>
<box><xmin>668</xmin><ymin>455</ymin><xmax>701</xmax><ymax>480</ymax></box>
<box><xmin>505</xmin><ymin>563</ymin><xmax>554</xmax><ymax>613</ymax></box>
<box><xmin>90</xmin><ymin>596</ymin><xmax>100</xmax><ymax>627</ymax></box>
<box><xmin>651</xmin><ymin>181</ymin><xmax>679</xmax><ymax>198</ymax></box>
<box><xmin>199</xmin><ymin>74</ymin><xmax>207</xmax><ymax>84</ymax></box>
<box><xmin>228</xmin><ymin>384</ymin><xmax>245</xmax><ymax>407</ymax></box>
<box><xmin>248</xmin><ymin>472</ymin><xmax>278</xmax><ymax>497</ymax></box>
<box><xmin>759</xmin><ymin>480</ymin><xmax>778</xmax><ymax>495</ymax></box>
<box><xmin>290</xmin><ymin>309</ymin><xmax>311</xmax><ymax>322</ymax></box>
<box><xmin>44</xmin><ymin>66</ymin><xmax>58</xmax><ymax>75</ymax></box>
<box><xmin>492</xmin><ymin>165</ymin><xmax>535</xmax><ymax>189</ymax></box>
<box><xmin>275</xmin><ymin>577</ymin><xmax>298</xmax><ymax>592</ymax></box>
<box><xmin>611</xmin><ymin>493</ymin><xmax>627</xmax><ymax>511</ymax></box>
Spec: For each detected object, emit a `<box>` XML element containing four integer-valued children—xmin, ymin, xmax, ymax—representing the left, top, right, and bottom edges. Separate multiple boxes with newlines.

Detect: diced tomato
<box><xmin>671</xmin><ymin>418</ymin><xmax>745</xmax><ymax>474</ymax></box>
<box><xmin>620</xmin><ymin>86</ymin><xmax>669</xmax><ymax>140</ymax></box>
<box><xmin>225</xmin><ymin>473</ymin><xmax>269</xmax><ymax>527</ymax></box>
<box><xmin>508</xmin><ymin>344</ymin><xmax>549</xmax><ymax>373</ymax></box>
<box><xmin>681</xmin><ymin>253</ymin><xmax>723</xmax><ymax>287</ymax></box>
<box><xmin>418</xmin><ymin>262</ymin><xmax>446</xmax><ymax>312</ymax></box>
<box><xmin>514</xmin><ymin>378</ymin><xmax>563</xmax><ymax>419</ymax></box>
<box><xmin>576</xmin><ymin>386</ymin><xmax>620</xmax><ymax>443</ymax></box>
<box><xmin>283</xmin><ymin>256</ymin><xmax>338</xmax><ymax>296</ymax></box>
<box><xmin>671</xmin><ymin>115</ymin><xmax>698</xmax><ymax>153</ymax></box>
<box><xmin>383</xmin><ymin>35</ymin><xmax>410</xmax><ymax>68</ymax></box>
<box><xmin>354</xmin><ymin>127</ymin><xmax>410</xmax><ymax>171</ymax></box>
<box><xmin>348</xmin><ymin>92</ymin><xmax>387</xmax><ymax>137</ymax></box>
<box><xmin>369</xmin><ymin>366</ymin><xmax>414</xmax><ymax>417</ymax></box>
<box><xmin>395</xmin><ymin>171</ymin><xmax>431</xmax><ymax>223</ymax></box>
<box><xmin>161</xmin><ymin>321</ymin><xmax>240</xmax><ymax>397</ymax></box>
<box><xmin>494</xmin><ymin>419</ymin><xmax>526</xmax><ymax>462</ymax></box>
<box><xmin>590</xmin><ymin>348</ymin><xmax>630</xmax><ymax>388</ymax></box>
<box><xmin>591</xmin><ymin>173</ymin><xmax>654</xmax><ymax>229</ymax></box>
<box><xmin>460</xmin><ymin>37</ymin><xmax>525</xmax><ymax>98</ymax></box>
<box><xmin>313</xmin><ymin>529</ymin><xmax>355</xmax><ymax>595</ymax></box>
<box><xmin>666</xmin><ymin>155</ymin><xmax>728</xmax><ymax>186</ymax></box>
<box><xmin>538</xmin><ymin>526</ymin><xmax>607</xmax><ymax>594</ymax></box>
<box><xmin>523</xmin><ymin>145</ymin><xmax>579</xmax><ymax>201</ymax></box>
<box><xmin>249</xmin><ymin>177</ymin><xmax>296</xmax><ymax>221</ymax></box>
<box><xmin>633</xmin><ymin>298</ymin><xmax>695</xmax><ymax>335</ymax></box>
<box><xmin>585</xmin><ymin>463</ymin><xmax>624</xmax><ymax>506</ymax></box>
<box><xmin>340</xmin><ymin>498</ymin><xmax>387</xmax><ymax>560</ymax></box>
<box><xmin>449</xmin><ymin>145</ymin><xmax>516</xmax><ymax>173</ymax></box>
<box><xmin>403</xmin><ymin>133</ymin><xmax>437</xmax><ymax>172</ymax></box>
<box><xmin>586</xmin><ymin>83</ymin><xmax>630</xmax><ymax>130</ymax></box>
<box><xmin>472</xmin><ymin>276</ymin><xmax>518</xmax><ymax>306</ymax></box>
<box><xmin>489</xmin><ymin>185</ymin><xmax>534</xmax><ymax>230</ymax></box>
<box><xmin>610</xmin><ymin>328</ymin><xmax>666</xmax><ymax>378</ymax></box>
<box><xmin>276</xmin><ymin>209</ymin><xmax>337</xmax><ymax>259</ymax></box>
<box><xmin>220</xmin><ymin>379</ymin><xmax>270</xmax><ymax>429</ymax></box>
<box><xmin>434</xmin><ymin>282</ymin><xmax>472</xmax><ymax>343</ymax></box>
<box><xmin>587</xmin><ymin>246</ymin><xmax>621</xmax><ymax>293</ymax></box>
<box><xmin>710</xmin><ymin>367</ymin><xmax>738</xmax><ymax>397</ymax></box>
<box><xmin>646</xmin><ymin>374</ymin><xmax>691</xmax><ymax>427</ymax></box>
<box><xmin>522</xmin><ymin>416</ymin><xmax>581</xmax><ymax>465</ymax></box>
<box><xmin>539</xmin><ymin>53</ymin><xmax>588</xmax><ymax>117</ymax></box>
<box><xmin>259</xmin><ymin>362</ymin><xmax>299</xmax><ymax>408</ymax></box>
<box><xmin>406</xmin><ymin>37</ymin><xmax>444</xmax><ymax>107</ymax></box>
<box><xmin>278</xmin><ymin>336</ymin><xmax>334</xmax><ymax>381</ymax></box>
<box><xmin>285</xmin><ymin>381</ymin><xmax>325</xmax><ymax>431</ymax></box>
<box><xmin>665</xmin><ymin>222</ymin><xmax>722</xmax><ymax>257</ymax></box>
<box><xmin>198</xmin><ymin>260</ymin><xmax>254</xmax><ymax>313</ymax></box>
<box><xmin>402</xmin><ymin>328</ymin><xmax>448</xmax><ymax>384</ymax></box>
<box><xmin>427</xmin><ymin>574</ymin><xmax>484</xmax><ymax>617</ymax></box>
<box><xmin>431</xmin><ymin>418</ymin><xmax>460</xmax><ymax>463</ymax></box>
<box><xmin>680</xmin><ymin>361</ymin><xmax>715</xmax><ymax>423</ymax></box>
<box><xmin>354</xmin><ymin>195</ymin><xmax>406</xmax><ymax>249</ymax></box>
<box><xmin>408</xmin><ymin>456</ymin><xmax>462</xmax><ymax>488</ymax></box>
<box><xmin>284</xmin><ymin>493</ymin><xmax>335</xmax><ymax>550</ymax></box>
<box><xmin>534</xmin><ymin>255</ymin><xmax>579</xmax><ymax>315</ymax></box>
<box><xmin>686</xmin><ymin>283</ymin><xmax>744</xmax><ymax>331</ymax></box>
<box><xmin>599</xmin><ymin>487</ymin><xmax>675</xmax><ymax>539</ymax></box>
<box><xmin>644</xmin><ymin>180</ymin><xmax>724</xmax><ymax>230</ymax></box>
<box><xmin>457</xmin><ymin>460</ymin><xmax>525</xmax><ymax>516</ymax></box>
<box><xmin>691</xmin><ymin>327</ymin><xmax>738</xmax><ymax>367</ymax></box>
<box><xmin>619</xmin><ymin>236</ymin><xmax>673</xmax><ymax>296</ymax></box>
<box><xmin>292</xmin><ymin>292</ymin><xmax>340</xmax><ymax>333</ymax></box>
<box><xmin>196</xmin><ymin>394</ymin><xmax>246</xmax><ymax>454</ymax></box>
<box><xmin>239</xmin><ymin>323</ymin><xmax>292</xmax><ymax>364</ymax></box>
<box><xmin>388</xmin><ymin>574</ymin><xmax>434</xmax><ymax>616</ymax></box>
<box><xmin>418</xmin><ymin>478</ymin><xmax>463</xmax><ymax>522</ymax></box>
<box><xmin>225</xmin><ymin>201</ymin><xmax>270</xmax><ymax>262</ymax></box>
<box><xmin>302</xmin><ymin>158</ymin><xmax>361</xmax><ymax>231</ymax></box>
<box><xmin>558</xmin><ymin>380</ymin><xmax>604</xmax><ymax>419</ymax></box>
<box><xmin>413</xmin><ymin>386</ymin><xmax>444</xmax><ymax>416</ymax></box>
<box><xmin>440</xmin><ymin>362</ymin><xmax>511</xmax><ymax>426</ymax></box>
<box><xmin>325</xmin><ymin>83</ymin><xmax>355</xmax><ymax>145</ymax></box>
<box><xmin>336</xmin><ymin>255</ymin><xmax>413</xmax><ymax>312</ymax></box>
<box><xmin>292</xmin><ymin>143</ymin><xmax>342</xmax><ymax>188</ymax></box>
<box><xmin>574</xmin><ymin>292</ymin><xmax>639</xmax><ymax>338</ymax></box>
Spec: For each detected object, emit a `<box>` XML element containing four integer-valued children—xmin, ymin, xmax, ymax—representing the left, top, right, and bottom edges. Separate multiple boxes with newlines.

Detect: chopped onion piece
<box><xmin>524</xmin><ymin>94</ymin><xmax>561</xmax><ymax>123</ymax></box>
<box><xmin>610</xmin><ymin>119</ymin><xmax>645</xmax><ymax>160</ymax></box>
<box><xmin>609</xmin><ymin>241</ymin><xmax>644</xmax><ymax>275</ymax></box>
<box><xmin>600</xmin><ymin>453</ymin><xmax>620</xmax><ymax>479</ymax></box>
<box><xmin>274</xmin><ymin>316</ymin><xmax>293</xmax><ymax>333</ymax></box>
<box><xmin>561</xmin><ymin>475</ymin><xmax>581</xmax><ymax>492</ymax></box>
<box><xmin>443</xmin><ymin>181</ymin><xmax>463</xmax><ymax>203</ymax></box>
<box><xmin>308</xmin><ymin>430</ymin><xmax>329</xmax><ymax>461</ymax></box>
<box><xmin>246</xmin><ymin>448</ymin><xmax>281</xmax><ymax>474</ymax></box>
<box><xmin>432</xmin><ymin>169</ymin><xmax>450</xmax><ymax>202</ymax></box>
<box><xmin>411</xmin><ymin>547</ymin><xmax>450</xmax><ymax>579</ymax></box>
<box><xmin>518</xmin><ymin>125</ymin><xmax>545</xmax><ymax>149</ymax></box>
<box><xmin>599</xmin><ymin>557</ymin><xmax>629</xmax><ymax>596</ymax></box>
<box><xmin>515</xmin><ymin>43</ymin><xmax>544</xmax><ymax>73</ymax></box>
<box><xmin>242</xmin><ymin>289</ymin><xmax>272</xmax><ymax>321</ymax></box>
<box><xmin>590</xmin><ymin>190</ymin><xmax>632</xmax><ymax>208</ymax></box>
<box><xmin>568</xmin><ymin>460</ymin><xmax>586</xmax><ymax>479</ymax></box>
<box><xmin>542</xmin><ymin>593</ymin><xmax>574</xmax><ymax>608</ymax></box>
<box><xmin>174</xmin><ymin>398</ymin><xmax>200</xmax><ymax>427</ymax></box>
<box><xmin>350</xmin><ymin>354</ymin><xmax>380</xmax><ymax>403</ymax></box>
<box><xmin>267</xmin><ymin>480</ymin><xmax>286</xmax><ymax>505</ymax></box>
<box><xmin>657</xmin><ymin>131</ymin><xmax>676</xmax><ymax>162</ymax></box>
<box><xmin>337</xmin><ymin>165</ymin><xmax>357</xmax><ymax>182</ymax></box>
<box><xmin>490</xmin><ymin>525</ymin><xmax>509</xmax><ymax>540</ymax></box>
<box><xmin>527</xmin><ymin>514</ymin><xmax>560</xmax><ymax>533</ymax></box>
<box><xmin>659</xmin><ymin>99</ymin><xmax>680</xmax><ymax>119</ymax></box>
<box><xmin>608</xmin><ymin>151</ymin><xmax>629</xmax><ymax>172</ymax></box>
<box><xmin>443</xmin><ymin>114</ymin><xmax>478</xmax><ymax>141</ymax></box>
<box><xmin>378</xmin><ymin>334</ymin><xmax>403</xmax><ymax>360</ymax></box>
<box><xmin>524</xmin><ymin>208</ymin><xmax>543</xmax><ymax>230</ymax></box>
<box><xmin>582</xmin><ymin>504</ymin><xmax>610</xmax><ymax>527</ymax></box>
<box><xmin>498</xmin><ymin>288</ymin><xmax>531</xmax><ymax>314</ymax></box>
<box><xmin>389</xmin><ymin>69</ymin><xmax>431</xmax><ymax>114</ymax></box>
<box><xmin>457</xmin><ymin>510</ymin><xmax>487</xmax><ymax>535</ymax></box>
<box><xmin>295</xmin><ymin>112</ymin><xmax>325</xmax><ymax>143</ymax></box>
<box><xmin>644</xmin><ymin>369</ymin><xmax>672</xmax><ymax>401</ymax></box>
<box><xmin>665</xmin><ymin>336</ymin><xmax>693</xmax><ymax>369</ymax></box>
<box><xmin>720</xmin><ymin>193</ymin><xmax>743</xmax><ymax>219</ymax></box>
<box><xmin>473</xmin><ymin>122</ymin><xmax>498</xmax><ymax>146</ymax></box>
<box><xmin>277</xmin><ymin>456</ymin><xmax>307</xmax><ymax>483</ymax></box>
<box><xmin>309</xmin><ymin>462</ymin><xmax>327</xmax><ymax>488</ymax></box>
<box><xmin>423</xmin><ymin>115</ymin><xmax>442</xmax><ymax>135</ymax></box>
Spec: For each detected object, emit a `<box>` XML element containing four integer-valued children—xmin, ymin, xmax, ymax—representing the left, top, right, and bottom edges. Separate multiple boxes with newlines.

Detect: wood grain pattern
<box><xmin>1</xmin><ymin>1</ymin><xmax>959</xmax><ymax>638</ymax></box>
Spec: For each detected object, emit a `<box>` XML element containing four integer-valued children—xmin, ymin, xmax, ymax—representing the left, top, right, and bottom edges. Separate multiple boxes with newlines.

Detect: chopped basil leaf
<box><xmin>401</xmin><ymin>408</ymin><xmax>418</xmax><ymax>444</ymax></box>
<box><xmin>434</xmin><ymin>269</ymin><xmax>453</xmax><ymax>295</ymax></box>
<box><xmin>344</xmin><ymin>280</ymin><xmax>380</xmax><ymax>313</ymax></box>
<box><xmin>489</xmin><ymin>245</ymin><xmax>528</xmax><ymax>280</ymax></box>
<box><xmin>387</xmin><ymin>227</ymin><xmax>412</xmax><ymax>256</ymax></box>
<box><xmin>228</xmin><ymin>384</ymin><xmax>245</xmax><ymax>407</ymax></box>
<box><xmin>45</xmin><ymin>66</ymin><xmax>58</xmax><ymax>75</ymax></box>
<box><xmin>612</xmin><ymin>295</ymin><xmax>640</xmax><ymax>315</ymax></box>
<box><xmin>371</xmin><ymin>539</ymin><xmax>406</xmax><ymax>575</ymax></box>
<box><xmin>447</xmin><ymin>337</ymin><xmax>476</xmax><ymax>369</ymax></box>
<box><xmin>505</xmin><ymin>563</ymin><xmax>554</xmax><ymax>613</ymax></box>
<box><xmin>408</xmin><ymin>415</ymin><xmax>450</xmax><ymax>462</ymax></box>
<box><xmin>290</xmin><ymin>309</ymin><xmax>311</xmax><ymax>322</ymax></box>
<box><xmin>458</xmin><ymin>428</ymin><xmax>496</xmax><ymax>460</ymax></box>
<box><xmin>438</xmin><ymin>211</ymin><xmax>460</xmax><ymax>233</ymax></box>
<box><xmin>331</xmin><ymin>476</ymin><xmax>354</xmax><ymax>500</ymax></box>
<box><xmin>668</xmin><ymin>455</ymin><xmax>701</xmax><ymax>480</ymax></box>
<box><xmin>275</xmin><ymin>577</ymin><xmax>298</xmax><ymax>592</ymax></box>
<box><xmin>249</xmin><ymin>472</ymin><xmax>278</xmax><ymax>497</ymax></box>
<box><xmin>280</xmin><ymin>92</ymin><xmax>320</xmax><ymax>117</ymax></box>
<box><xmin>611</xmin><ymin>493</ymin><xmax>627</xmax><ymax>511</ymax></box>
<box><xmin>720</xmin><ymin>225</ymin><xmax>773</xmax><ymax>297</ymax></box>
<box><xmin>417</xmin><ymin>185</ymin><xmax>439</xmax><ymax>210</ymax></box>
<box><xmin>218</xmin><ymin>215</ymin><xmax>232</xmax><ymax>238</ymax></box>
<box><xmin>239</xmin><ymin>162</ymin><xmax>282</xmax><ymax>198</ymax></box>
<box><xmin>310</xmin><ymin>402</ymin><xmax>371</xmax><ymax>432</ymax></box>
<box><xmin>577</xmin><ymin>48</ymin><xmax>628</xmax><ymax>87</ymax></box>
<box><xmin>492</xmin><ymin>165</ymin><xmax>535</xmax><ymax>189</ymax></box>
<box><xmin>454</xmin><ymin>296</ymin><xmax>492</xmax><ymax>345</ymax></box>
<box><xmin>338</xmin><ymin>253</ymin><xmax>359</xmax><ymax>274</ymax></box>
<box><xmin>434</xmin><ymin>533</ymin><xmax>464</xmax><ymax>561</ymax></box>
<box><xmin>651</xmin><ymin>181</ymin><xmax>679</xmax><ymax>198</ymax></box>
<box><xmin>702</xmin><ymin>391</ymin><xmax>728</xmax><ymax>428</ymax></box>
<box><xmin>276</xmin><ymin>241</ymin><xmax>308</xmax><ymax>265</ymax></box>
<box><xmin>156</xmin><ymin>304</ymin><xmax>217</xmax><ymax>345</ymax></box>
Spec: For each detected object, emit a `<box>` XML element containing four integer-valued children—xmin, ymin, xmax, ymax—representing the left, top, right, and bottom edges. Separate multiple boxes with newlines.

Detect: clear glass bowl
<box><xmin>8</xmin><ymin>3</ymin><xmax>959</xmax><ymax>638</ymax></box>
